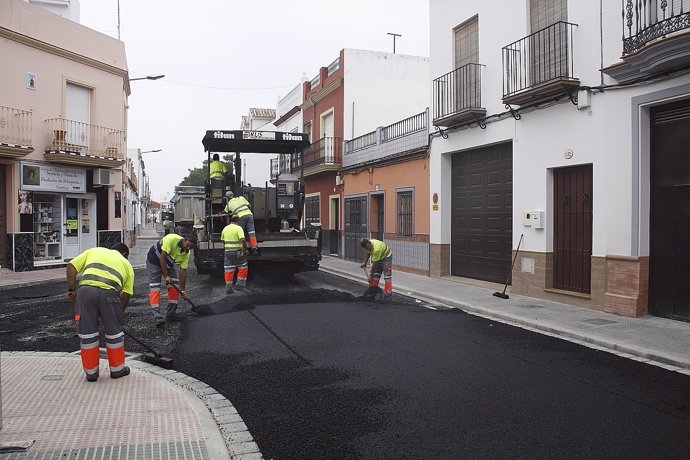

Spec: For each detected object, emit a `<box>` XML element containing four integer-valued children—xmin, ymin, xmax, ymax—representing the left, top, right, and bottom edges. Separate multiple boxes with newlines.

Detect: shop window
<box><xmin>33</xmin><ymin>194</ymin><xmax>63</xmax><ymax>262</ymax></box>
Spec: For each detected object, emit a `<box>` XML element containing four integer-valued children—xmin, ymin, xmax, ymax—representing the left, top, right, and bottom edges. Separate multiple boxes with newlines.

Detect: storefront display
<box><xmin>33</xmin><ymin>194</ymin><xmax>62</xmax><ymax>263</ymax></box>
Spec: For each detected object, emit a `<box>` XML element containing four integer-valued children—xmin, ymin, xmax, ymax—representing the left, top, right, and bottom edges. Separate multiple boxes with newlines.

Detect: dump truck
<box><xmin>193</xmin><ymin>130</ymin><xmax>322</xmax><ymax>276</ymax></box>
<box><xmin>171</xmin><ymin>185</ymin><xmax>205</xmax><ymax>231</ymax></box>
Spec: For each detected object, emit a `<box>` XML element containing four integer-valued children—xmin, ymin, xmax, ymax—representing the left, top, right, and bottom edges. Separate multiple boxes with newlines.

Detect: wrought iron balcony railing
<box><xmin>623</xmin><ymin>0</ymin><xmax>690</xmax><ymax>54</ymax></box>
<box><xmin>0</xmin><ymin>105</ymin><xmax>33</xmax><ymax>147</ymax></box>
<box><xmin>432</xmin><ymin>64</ymin><xmax>485</xmax><ymax>127</ymax></box>
<box><xmin>292</xmin><ymin>136</ymin><xmax>342</xmax><ymax>172</ymax></box>
<box><xmin>502</xmin><ymin>21</ymin><xmax>579</xmax><ymax>104</ymax></box>
<box><xmin>45</xmin><ymin>117</ymin><xmax>125</xmax><ymax>160</ymax></box>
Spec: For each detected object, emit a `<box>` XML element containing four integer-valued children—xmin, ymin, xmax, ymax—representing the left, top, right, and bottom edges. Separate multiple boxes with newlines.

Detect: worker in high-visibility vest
<box><xmin>146</xmin><ymin>233</ymin><xmax>197</xmax><ymax>326</ymax></box>
<box><xmin>162</xmin><ymin>217</ymin><xmax>172</xmax><ymax>235</ymax></box>
<box><xmin>360</xmin><ymin>237</ymin><xmax>393</xmax><ymax>302</ymax></box>
<box><xmin>66</xmin><ymin>243</ymin><xmax>134</xmax><ymax>382</ymax></box>
<box><xmin>224</xmin><ymin>191</ymin><xmax>258</xmax><ymax>251</ymax></box>
<box><xmin>221</xmin><ymin>213</ymin><xmax>249</xmax><ymax>294</ymax></box>
<box><xmin>210</xmin><ymin>153</ymin><xmax>229</xmax><ymax>181</ymax></box>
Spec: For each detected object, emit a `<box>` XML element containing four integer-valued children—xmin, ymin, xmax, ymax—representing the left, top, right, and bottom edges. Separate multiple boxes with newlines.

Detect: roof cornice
<box><xmin>300</xmin><ymin>77</ymin><xmax>343</xmax><ymax>110</ymax></box>
<box><xmin>0</xmin><ymin>27</ymin><xmax>128</xmax><ymax>79</ymax></box>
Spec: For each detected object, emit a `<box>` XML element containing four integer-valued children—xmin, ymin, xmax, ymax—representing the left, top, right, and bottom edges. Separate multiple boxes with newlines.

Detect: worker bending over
<box><xmin>146</xmin><ymin>233</ymin><xmax>197</xmax><ymax>326</ymax></box>
<box><xmin>66</xmin><ymin>243</ymin><xmax>134</xmax><ymax>382</ymax></box>
<box><xmin>224</xmin><ymin>191</ymin><xmax>258</xmax><ymax>252</ymax></box>
<box><xmin>221</xmin><ymin>214</ymin><xmax>249</xmax><ymax>294</ymax></box>
<box><xmin>360</xmin><ymin>237</ymin><xmax>393</xmax><ymax>302</ymax></box>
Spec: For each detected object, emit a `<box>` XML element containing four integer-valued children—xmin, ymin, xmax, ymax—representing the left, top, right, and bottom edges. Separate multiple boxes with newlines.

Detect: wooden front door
<box><xmin>649</xmin><ymin>99</ymin><xmax>690</xmax><ymax>321</ymax></box>
<box><xmin>553</xmin><ymin>165</ymin><xmax>592</xmax><ymax>293</ymax></box>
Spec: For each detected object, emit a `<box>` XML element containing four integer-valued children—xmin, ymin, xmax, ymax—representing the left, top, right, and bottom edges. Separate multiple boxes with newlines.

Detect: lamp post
<box><xmin>128</xmin><ymin>75</ymin><xmax>165</xmax><ymax>81</ymax></box>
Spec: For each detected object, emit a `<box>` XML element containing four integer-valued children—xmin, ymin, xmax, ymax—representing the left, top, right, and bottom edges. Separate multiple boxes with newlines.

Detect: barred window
<box><xmin>397</xmin><ymin>190</ymin><xmax>413</xmax><ymax>236</ymax></box>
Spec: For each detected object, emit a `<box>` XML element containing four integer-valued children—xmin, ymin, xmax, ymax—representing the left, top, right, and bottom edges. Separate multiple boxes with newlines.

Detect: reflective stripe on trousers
<box><xmin>146</xmin><ymin>261</ymin><xmax>180</xmax><ymax>318</ymax></box>
<box><xmin>74</xmin><ymin>285</ymin><xmax>126</xmax><ymax>375</ymax></box>
<box><xmin>369</xmin><ymin>256</ymin><xmax>393</xmax><ymax>295</ymax></box>
<box><xmin>224</xmin><ymin>249</ymin><xmax>248</xmax><ymax>287</ymax></box>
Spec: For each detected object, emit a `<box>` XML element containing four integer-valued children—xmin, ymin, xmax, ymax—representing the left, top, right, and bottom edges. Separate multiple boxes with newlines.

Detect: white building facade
<box><xmin>429</xmin><ymin>0</ymin><xmax>690</xmax><ymax>321</ymax></box>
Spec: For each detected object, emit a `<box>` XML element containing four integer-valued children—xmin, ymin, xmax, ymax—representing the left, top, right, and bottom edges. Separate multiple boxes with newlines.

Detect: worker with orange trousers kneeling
<box><xmin>221</xmin><ymin>214</ymin><xmax>249</xmax><ymax>294</ymax></box>
<box><xmin>66</xmin><ymin>243</ymin><xmax>134</xmax><ymax>382</ymax></box>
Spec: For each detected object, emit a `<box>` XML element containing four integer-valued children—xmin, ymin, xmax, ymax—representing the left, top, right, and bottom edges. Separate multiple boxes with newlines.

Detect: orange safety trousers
<box><xmin>148</xmin><ymin>284</ymin><xmax>179</xmax><ymax>307</ymax></box>
<box><xmin>369</xmin><ymin>257</ymin><xmax>393</xmax><ymax>295</ymax></box>
<box><xmin>74</xmin><ymin>285</ymin><xmax>126</xmax><ymax>377</ymax></box>
<box><xmin>224</xmin><ymin>249</ymin><xmax>248</xmax><ymax>287</ymax></box>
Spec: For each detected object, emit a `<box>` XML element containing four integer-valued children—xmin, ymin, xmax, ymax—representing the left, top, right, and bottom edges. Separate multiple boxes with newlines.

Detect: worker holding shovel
<box><xmin>146</xmin><ymin>233</ymin><xmax>197</xmax><ymax>326</ymax></box>
<box><xmin>360</xmin><ymin>237</ymin><xmax>393</xmax><ymax>302</ymax></box>
<box><xmin>66</xmin><ymin>243</ymin><xmax>134</xmax><ymax>382</ymax></box>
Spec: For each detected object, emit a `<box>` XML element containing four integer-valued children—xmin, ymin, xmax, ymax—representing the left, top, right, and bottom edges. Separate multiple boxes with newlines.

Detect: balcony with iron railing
<box><xmin>44</xmin><ymin>117</ymin><xmax>126</xmax><ymax>167</ymax></box>
<box><xmin>292</xmin><ymin>136</ymin><xmax>342</xmax><ymax>177</ymax></box>
<box><xmin>433</xmin><ymin>64</ymin><xmax>486</xmax><ymax>128</ymax></box>
<box><xmin>0</xmin><ymin>105</ymin><xmax>34</xmax><ymax>158</ymax></box>
<box><xmin>605</xmin><ymin>0</ymin><xmax>690</xmax><ymax>82</ymax></box>
<box><xmin>502</xmin><ymin>21</ymin><xmax>580</xmax><ymax>106</ymax></box>
<box><xmin>344</xmin><ymin>110</ymin><xmax>428</xmax><ymax>169</ymax></box>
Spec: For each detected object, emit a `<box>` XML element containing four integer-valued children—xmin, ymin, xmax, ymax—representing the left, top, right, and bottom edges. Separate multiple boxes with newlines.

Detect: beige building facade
<box><xmin>0</xmin><ymin>0</ymin><xmax>130</xmax><ymax>271</ymax></box>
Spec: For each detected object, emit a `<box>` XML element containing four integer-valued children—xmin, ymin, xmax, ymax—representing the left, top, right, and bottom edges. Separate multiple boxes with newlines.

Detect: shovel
<box><xmin>122</xmin><ymin>328</ymin><xmax>174</xmax><ymax>369</ymax></box>
<box><xmin>361</xmin><ymin>265</ymin><xmax>381</xmax><ymax>299</ymax></box>
<box><xmin>169</xmin><ymin>283</ymin><xmax>213</xmax><ymax>315</ymax></box>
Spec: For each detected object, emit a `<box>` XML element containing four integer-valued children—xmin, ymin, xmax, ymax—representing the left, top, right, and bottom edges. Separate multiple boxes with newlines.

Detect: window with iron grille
<box><xmin>397</xmin><ymin>189</ymin><xmax>413</xmax><ymax>236</ymax></box>
<box><xmin>305</xmin><ymin>195</ymin><xmax>320</xmax><ymax>226</ymax></box>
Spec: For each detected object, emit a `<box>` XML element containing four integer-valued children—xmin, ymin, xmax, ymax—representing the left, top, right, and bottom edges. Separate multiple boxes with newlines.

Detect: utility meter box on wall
<box><xmin>531</xmin><ymin>211</ymin><xmax>544</xmax><ymax>229</ymax></box>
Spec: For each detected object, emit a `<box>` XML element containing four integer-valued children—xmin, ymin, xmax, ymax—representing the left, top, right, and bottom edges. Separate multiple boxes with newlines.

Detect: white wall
<box><xmin>428</xmin><ymin>0</ymin><xmax>690</xmax><ymax>259</ymax></box>
<box><xmin>343</xmin><ymin>49</ymin><xmax>430</xmax><ymax>139</ymax></box>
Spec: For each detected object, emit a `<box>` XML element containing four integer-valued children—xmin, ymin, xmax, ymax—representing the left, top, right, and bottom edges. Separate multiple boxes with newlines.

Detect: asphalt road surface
<box><xmin>1</xmin><ymin>268</ymin><xmax>689</xmax><ymax>459</ymax></box>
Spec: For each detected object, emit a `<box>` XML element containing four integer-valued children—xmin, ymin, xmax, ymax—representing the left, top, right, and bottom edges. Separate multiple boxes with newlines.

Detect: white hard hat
<box><xmin>225</xmin><ymin>191</ymin><xmax>234</xmax><ymax>198</ymax></box>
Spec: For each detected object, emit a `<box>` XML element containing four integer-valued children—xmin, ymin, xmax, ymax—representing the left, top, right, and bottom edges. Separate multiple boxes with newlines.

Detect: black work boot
<box><xmin>110</xmin><ymin>366</ymin><xmax>130</xmax><ymax>379</ymax></box>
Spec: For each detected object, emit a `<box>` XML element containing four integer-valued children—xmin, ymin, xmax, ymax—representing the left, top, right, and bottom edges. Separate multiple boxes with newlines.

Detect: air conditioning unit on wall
<box><xmin>93</xmin><ymin>168</ymin><xmax>113</xmax><ymax>187</ymax></box>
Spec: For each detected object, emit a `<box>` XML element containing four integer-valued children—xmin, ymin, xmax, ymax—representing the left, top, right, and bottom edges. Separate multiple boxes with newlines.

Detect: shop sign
<box><xmin>21</xmin><ymin>163</ymin><xmax>86</xmax><ymax>193</ymax></box>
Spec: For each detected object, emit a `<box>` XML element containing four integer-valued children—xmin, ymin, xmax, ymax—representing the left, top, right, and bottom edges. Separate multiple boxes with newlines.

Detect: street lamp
<box><xmin>140</xmin><ymin>149</ymin><xmax>162</xmax><ymax>154</ymax></box>
<box><xmin>128</xmin><ymin>75</ymin><xmax>165</xmax><ymax>81</ymax></box>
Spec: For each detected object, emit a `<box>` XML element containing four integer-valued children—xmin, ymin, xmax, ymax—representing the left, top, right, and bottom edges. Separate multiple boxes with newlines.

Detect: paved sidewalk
<box><xmin>319</xmin><ymin>255</ymin><xmax>690</xmax><ymax>374</ymax></box>
<box><xmin>0</xmin><ymin>225</ymin><xmax>262</xmax><ymax>459</ymax></box>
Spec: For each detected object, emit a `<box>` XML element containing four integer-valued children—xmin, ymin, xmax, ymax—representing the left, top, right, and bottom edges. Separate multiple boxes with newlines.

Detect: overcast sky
<box><xmin>78</xmin><ymin>0</ymin><xmax>430</xmax><ymax>202</ymax></box>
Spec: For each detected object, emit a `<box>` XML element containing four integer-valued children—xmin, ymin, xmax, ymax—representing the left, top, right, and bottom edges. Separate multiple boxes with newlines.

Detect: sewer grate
<box><xmin>40</xmin><ymin>375</ymin><xmax>64</xmax><ymax>381</ymax></box>
<box><xmin>516</xmin><ymin>304</ymin><xmax>544</xmax><ymax>309</ymax></box>
<box><xmin>581</xmin><ymin>318</ymin><xmax>618</xmax><ymax>326</ymax></box>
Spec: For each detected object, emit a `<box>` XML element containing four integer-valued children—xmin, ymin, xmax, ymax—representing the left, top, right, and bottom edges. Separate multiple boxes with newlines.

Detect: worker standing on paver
<box><xmin>66</xmin><ymin>243</ymin><xmax>134</xmax><ymax>382</ymax></box>
<box><xmin>360</xmin><ymin>237</ymin><xmax>393</xmax><ymax>302</ymax></box>
<box><xmin>224</xmin><ymin>191</ymin><xmax>258</xmax><ymax>252</ymax></box>
<box><xmin>146</xmin><ymin>233</ymin><xmax>197</xmax><ymax>326</ymax></box>
<box><xmin>221</xmin><ymin>213</ymin><xmax>249</xmax><ymax>294</ymax></box>
<box><xmin>209</xmin><ymin>153</ymin><xmax>232</xmax><ymax>186</ymax></box>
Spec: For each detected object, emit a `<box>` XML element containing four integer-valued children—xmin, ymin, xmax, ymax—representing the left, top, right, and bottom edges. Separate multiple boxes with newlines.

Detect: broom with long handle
<box><xmin>493</xmin><ymin>233</ymin><xmax>524</xmax><ymax>299</ymax></box>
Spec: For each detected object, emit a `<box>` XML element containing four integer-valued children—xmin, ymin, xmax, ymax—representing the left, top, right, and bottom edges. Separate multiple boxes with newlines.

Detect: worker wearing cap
<box><xmin>360</xmin><ymin>237</ymin><xmax>393</xmax><ymax>302</ymax></box>
<box><xmin>224</xmin><ymin>191</ymin><xmax>258</xmax><ymax>251</ymax></box>
<box><xmin>221</xmin><ymin>213</ymin><xmax>249</xmax><ymax>294</ymax></box>
<box><xmin>66</xmin><ymin>243</ymin><xmax>134</xmax><ymax>382</ymax></box>
<box><xmin>146</xmin><ymin>233</ymin><xmax>196</xmax><ymax>326</ymax></box>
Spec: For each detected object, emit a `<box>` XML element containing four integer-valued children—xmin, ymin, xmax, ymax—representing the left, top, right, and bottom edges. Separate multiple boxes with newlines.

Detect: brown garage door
<box><xmin>451</xmin><ymin>143</ymin><xmax>513</xmax><ymax>283</ymax></box>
